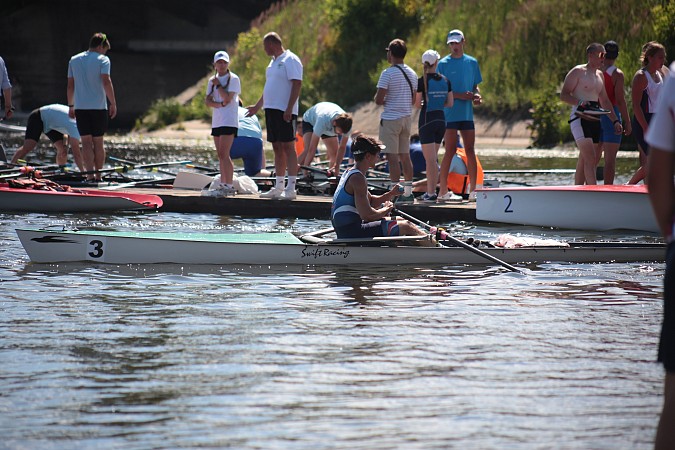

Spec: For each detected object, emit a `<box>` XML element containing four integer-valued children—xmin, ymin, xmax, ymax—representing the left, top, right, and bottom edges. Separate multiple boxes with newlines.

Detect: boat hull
<box><xmin>0</xmin><ymin>186</ymin><xmax>162</xmax><ymax>212</ymax></box>
<box><xmin>16</xmin><ymin>229</ymin><xmax>665</xmax><ymax>265</ymax></box>
<box><xmin>475</xmin><ymin>185</ymin><xmax>658</xmax><ymax>232</ymax></box>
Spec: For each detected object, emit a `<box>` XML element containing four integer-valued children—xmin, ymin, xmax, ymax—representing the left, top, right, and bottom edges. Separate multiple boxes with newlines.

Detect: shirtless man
<box><xmin>561</xmin><ymin>43</ymin><xmax>622</xmax><ymax>185</ymax></box>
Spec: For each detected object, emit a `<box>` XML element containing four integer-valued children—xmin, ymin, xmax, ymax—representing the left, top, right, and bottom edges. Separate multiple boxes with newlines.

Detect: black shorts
<box><xmin>632</xmin><ymin>113</ymin><xmax>653</xmax><ymax>155</ymax></box>
<box><xmin>265</xmin><ymin>108</ymin><xmax>296</xmax><ymax>143</ymax></box>
<box><xmin>660</xmin><ymin>242</ymin><xmax>675</xmax><ymax>372</ymax></box>
<box><xmin>418</xmin><ymin>110</ymin><xmax>446</xmax><ymax>144</ymax></box>
<box><xmin>24</xmin><ymin>109</ymin><xmax>66</xmax><ymax>143</ymax></box>
<box><xmin>75</xmin><ymin>109</ymin><xmax>108</xmax><ymax>137</ymax></box>
<box><xmin>211</xmin><ymin>126</ymin><xmax>238</xmax><ymax>137</ymax></box>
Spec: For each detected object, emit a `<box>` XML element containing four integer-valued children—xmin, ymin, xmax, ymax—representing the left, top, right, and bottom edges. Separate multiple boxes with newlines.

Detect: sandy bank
<box><xmin>134</xmin><ymin>102</ymin><xmax>533</xmax><ymax>149</ymax></box>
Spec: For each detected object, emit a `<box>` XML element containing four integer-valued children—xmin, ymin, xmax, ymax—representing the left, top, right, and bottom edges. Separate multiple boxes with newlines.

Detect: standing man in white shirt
<box><xmin>247</xmin><ymin>32</ymin><xmax>303</xmax><ymax>200</ymax></box>
<box><xmin>375</xmin><ymin>38</ymin><xmax>418</xmax><ymax>204</ymax></box>
<box><xmin>67</xmin><ymin>32</ymin><xmax>117</xmax><ymax>181</ymax></box>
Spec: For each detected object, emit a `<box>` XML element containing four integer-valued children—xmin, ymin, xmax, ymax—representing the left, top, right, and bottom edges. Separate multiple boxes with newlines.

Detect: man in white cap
<box><xmin>436</xmin><ymin>29</ymin><xmax>482</xmax><ymax>201</ymax></box>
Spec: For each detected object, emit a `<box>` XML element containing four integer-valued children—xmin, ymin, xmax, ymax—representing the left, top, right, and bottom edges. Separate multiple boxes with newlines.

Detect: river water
<box><xmin>0</xmin><ymin>142</ymin><xmax>667</xmax><ymax>449</ymax></box>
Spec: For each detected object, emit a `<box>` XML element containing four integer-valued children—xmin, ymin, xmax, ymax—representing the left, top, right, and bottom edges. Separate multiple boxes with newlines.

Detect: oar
<box><xmin>393</xmin><ymin>208</ymin><xmax>522</xmax><ymax>273</ymax></box>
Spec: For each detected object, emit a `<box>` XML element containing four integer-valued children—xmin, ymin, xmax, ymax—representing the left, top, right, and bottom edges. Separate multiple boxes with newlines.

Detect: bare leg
<box><xmin>601</xmin><ymin>142</ymin><xmax>619</xmax><ymax>185</ymax></box>
<box><xmin>80</xmin><ymin>135</ymin><xmax>95</xmax><ymax>180</ymax></box>
<box><xmin>422</xmin><ymin>142</ymin><xmax>439</xmax><ymax>195</ymax></box>
<box><xmin>323</xmin><ymin>137</ymin><xmax>340</xmax><ymax>173</ymax></box>
<box><xmin>298</xmin><ymin>132</ymin><xmax>314</xmax><ymax>168</ymax></box>
<box><xmin>271</xmin><ymin>142</ymin><xmax>287</xmax><ymax>183</ymax></box>
<box><xmin>68</xmin><ymin>138</ymin><xmax>84</xmax><ymax>172</ymax></box>
<box><xmin>460</xmin><ymin>129</ymin><xmax>477</xmax><ymax>192</ymax></box>
<box><xmin>92</xmin><ymin>136</ymin><xmax>106</xmax><ymax>181</ymax></box>
<box><xmin>283</xmin><ymin>141</ymin><xmax>298</xmax><ymax>176</ymax></box>
<box><xmin>10</xmin><ymin>139</ymin><xmax>38</xmax><ymax>164</ymax></box>
<box><xmin>399</xmin><ymin>152</ymin><xmax>413</xmax><ymax>183</ymax></box>
<box><xmin>575</xmin><ymin>138</ymin><xmax>597</xmax><ymax>185</ymax></box>
<box><xmin>54</xmin><ymin>139</ymin><xmax>68</xmax><ymax>166</ymax></box>
<box><xmin>387</xmin><ymin>153</ymin><xmax>401</xmax><ymax>183</ymax></box>
<box><xmin>438</xmin><ymin>129</ymin><xmax>458</xmax><ymax>196</ymax></box>
<box><xmin>214</xmin><ymin>134</ymin><xmax>235</xmax><ymax>184</ymax></box>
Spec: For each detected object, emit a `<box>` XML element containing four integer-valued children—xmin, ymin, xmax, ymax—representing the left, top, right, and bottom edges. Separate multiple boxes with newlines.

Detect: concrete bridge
<box><xmin>0</xmin><ymin>0</ymin><xmax>274</xmax><ymax>128</ymax></box>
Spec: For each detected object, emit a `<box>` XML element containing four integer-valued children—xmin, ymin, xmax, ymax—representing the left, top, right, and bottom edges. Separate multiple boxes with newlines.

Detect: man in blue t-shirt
<box><xmin>436</xmin><ymin>29</ymin><xmax>483</xmax><ymax>201</ymax></box>
<box><xmin>67</xmin><ymin>32</ymin><xmax>117</xmax><ymax>181</ymax></box>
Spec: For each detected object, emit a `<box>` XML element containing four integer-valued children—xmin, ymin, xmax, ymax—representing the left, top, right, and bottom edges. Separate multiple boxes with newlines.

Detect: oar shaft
<box><xmin>393</xmin><ymin>208</ymin><xmax>521</xmax><ymax>273</ymax></box>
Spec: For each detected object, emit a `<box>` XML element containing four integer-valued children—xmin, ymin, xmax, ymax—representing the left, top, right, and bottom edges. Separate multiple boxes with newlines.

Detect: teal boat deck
<box><xmin>57</xmin><ymin>230</ymin><xmax>304</xmax><ymax>244</ymax></box>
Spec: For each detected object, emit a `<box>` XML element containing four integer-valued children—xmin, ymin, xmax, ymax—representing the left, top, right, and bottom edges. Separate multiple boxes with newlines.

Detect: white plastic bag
<box><xmin>233</xmin><ymin>174</ymin><xmax>258</xmax><ymax>194</ymax></box>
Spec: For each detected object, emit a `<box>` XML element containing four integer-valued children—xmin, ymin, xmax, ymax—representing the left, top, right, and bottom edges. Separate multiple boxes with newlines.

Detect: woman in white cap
<box><xmin>415</xmin><ymin>49</ymin><xmax>454</xmax><ymax>202</ymax></box>
<box><xmin>205</xmin><ymin>50</ymin><xmax>241</xmax><ymax>195</ymax></box>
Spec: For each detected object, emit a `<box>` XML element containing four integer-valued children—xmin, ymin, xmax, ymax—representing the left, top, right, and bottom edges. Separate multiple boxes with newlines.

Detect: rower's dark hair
<box><xmin>351</xmin><ymin>135</ymin><xmax>382</xmax><ymax>161</ymax></box>
<box><xmin>89</xmin><ymin>32</ymin><xmax>110</xmax><ymax>49</ymax></box>
<box><xmin>334</xmin><ymin>113</ymin><xmax>352</xmax><ymax>134</ymax></box>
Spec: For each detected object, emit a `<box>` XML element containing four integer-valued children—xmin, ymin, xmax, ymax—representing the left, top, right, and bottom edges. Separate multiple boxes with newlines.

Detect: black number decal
<box><xmin>504</xmin><ymin>195</ymin><xmax>513</xmax><ymax>213</ymax></box>
<box><xmin>89</xmin><ymin>240</ymin><xmax>104</xmax><ymax>258</ymax></box>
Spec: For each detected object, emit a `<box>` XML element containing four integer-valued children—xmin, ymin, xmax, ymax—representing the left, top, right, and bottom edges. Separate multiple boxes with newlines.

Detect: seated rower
<box><xmin>331</xmin><ymin>135</ymin><xmax>428</xmax><ymax>240</ymax></box>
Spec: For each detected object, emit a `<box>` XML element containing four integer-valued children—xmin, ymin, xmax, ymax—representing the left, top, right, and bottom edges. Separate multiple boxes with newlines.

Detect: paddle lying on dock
<box><xmin>393</xmin><ymin>208</ymin><xmax>522</xmax><ymax>273</ymax></box>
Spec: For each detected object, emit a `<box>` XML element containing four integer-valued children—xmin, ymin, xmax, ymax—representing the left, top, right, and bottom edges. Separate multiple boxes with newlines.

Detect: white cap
<box><xmin>422</xmin><ymin>49</ymin><xmax>440</xmax><ymax>65</ymax></box>
<box><xmin>213</xmin><ymin>51</ymin><xmax>230</xmax><ymax>63</ymax></box>
<box><xmin>446</xmin><ymin>29</ymin><xmax>464</xmax><ymax>44</ymax></box>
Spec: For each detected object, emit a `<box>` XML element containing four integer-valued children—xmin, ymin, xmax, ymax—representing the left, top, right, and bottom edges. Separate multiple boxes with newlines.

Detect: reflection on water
<box><xmin>0</xmin><ymin>208</ymin><xmax>665</xmax><ymax>449</ymax></box>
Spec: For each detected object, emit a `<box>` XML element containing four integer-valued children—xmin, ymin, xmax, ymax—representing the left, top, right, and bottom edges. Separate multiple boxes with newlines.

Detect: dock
<box><xmin>118</xmin><ymin>188</ymin><xmax>477</xmax><ymax>223</ymax></box>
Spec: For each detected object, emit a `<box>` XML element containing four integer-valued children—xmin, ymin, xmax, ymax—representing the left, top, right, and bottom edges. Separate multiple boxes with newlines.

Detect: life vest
<box><xmin>295</xmin><ymin>132</ymin><xmax>304</xmax><ymax>156</ymax></box>
<box><xmin>447</xmin><ymin>147</ymin><xmax>484</xmax><ymax>195</ymax></box>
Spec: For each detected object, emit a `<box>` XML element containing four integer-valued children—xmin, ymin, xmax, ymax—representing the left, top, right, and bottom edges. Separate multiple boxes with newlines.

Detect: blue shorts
<box><xmin>333</xmin><ymin>219</ymin><xmax>399</xmax><ymax>239</ymax></box>
<box><xmin>446</xmin><ymin>120</ymin><xmax>475</xmax><ymax>131</ymax></box>
<box><xmin>599</xmin><ymin>106</ymin><xmax>622</xmax><ymax>144</ymax></box>
<box><xmin>230</xmin><ymin>136</ymin><xmax>263</xmax><ymax>176</ymax></box>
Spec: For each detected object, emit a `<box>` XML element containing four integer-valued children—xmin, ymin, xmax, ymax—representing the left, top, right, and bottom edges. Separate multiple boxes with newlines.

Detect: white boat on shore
<box><xmin>16</xmin><ymin>228</ymin><xmax>665</xmax><ymax>266</ymax></box>
<box><xmin>475</xmin><ymin>185</ymin><xmax>659</xmax><ymax>232</ymax></box>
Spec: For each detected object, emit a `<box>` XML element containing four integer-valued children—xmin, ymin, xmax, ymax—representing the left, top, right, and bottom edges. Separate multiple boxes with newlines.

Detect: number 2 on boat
<box><xmin>503</xmin><ymin>195</ymin><xmax>514</xmax><ymax>213</ymax></box>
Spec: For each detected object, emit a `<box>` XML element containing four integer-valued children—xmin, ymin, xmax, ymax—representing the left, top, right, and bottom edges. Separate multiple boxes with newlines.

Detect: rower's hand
<box><xmin>381</xmin><ymin>200</ymin><xmax>394</xmax><ymax>215</ymax></box>
<box><xmin>388</xmin><ymin>183</ymin><xmax>403</xmax><ymax>198</ymax></box>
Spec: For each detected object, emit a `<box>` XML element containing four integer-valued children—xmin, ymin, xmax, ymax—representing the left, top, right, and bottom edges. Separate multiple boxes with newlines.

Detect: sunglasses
<box><xmin>598</xmin><ymin>52</ymin><xmax>606</xmax><ymax>58</ymax></box>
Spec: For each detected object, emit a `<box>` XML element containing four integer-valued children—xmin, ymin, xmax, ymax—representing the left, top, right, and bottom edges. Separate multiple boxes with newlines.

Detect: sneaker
<box><xmin>437</xmin><ymin>191</ymin><xmax>463</xmax><ymax>202</ymax></box>
<box><xmin>468</xmin><ymin>191</ymin><xmax>477</xmax><ymax>202</ymax></box>
<box><xmin>260</xmin><ymin>186</ymin><xmax>284</xmax><ymax>199</ymax></box>
<box><xmin>421</xmin><ymin>193</ymin><xmax>437</xmax><ymax>202</ymax></box>
<box><xmin>279</xmin><ymin>188</ymin><xmax>297</xmax><ymax>200</ymax></box>
<box><xmin>215</xmin><ymin>183</ymin><xmax>236</xmax><ymax>196</ymax></box>
<box><xmin>395</xmin><ymin>194</ymin><xmax>416</xmax><ymax>204</ymax></box>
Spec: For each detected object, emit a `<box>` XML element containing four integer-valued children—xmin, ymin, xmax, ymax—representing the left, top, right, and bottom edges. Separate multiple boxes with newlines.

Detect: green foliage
<box><xmin>528</xmin><ymin>88</ymin><xmax>572</xmax><ymax>147</ymax></box>
<box><xmin>137</xmin><ymin>0</ymin><xmax>675</xmax><ymax>143</ymax></box>
<box><xmin>135</xmin><ymin>88</ymin><xmax>211</xmax><ymax>131</ymax></box>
